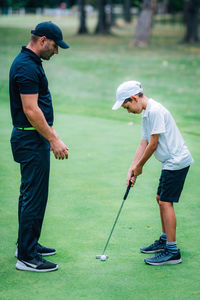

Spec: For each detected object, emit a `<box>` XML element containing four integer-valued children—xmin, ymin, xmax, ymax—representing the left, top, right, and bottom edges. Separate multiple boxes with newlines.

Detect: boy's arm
<box><xmin>133</xmin><ymin>134</ymin><xmax>159</xmax><ymax>177</ymax></box>
<box><xmin>127</xmin><ymin>139</ymin><xmax>148</xmax><ymax>185</ymax></box>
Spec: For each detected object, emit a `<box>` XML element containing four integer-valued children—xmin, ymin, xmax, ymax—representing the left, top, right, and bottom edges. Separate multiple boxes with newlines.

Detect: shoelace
<box><xmin>155</xmin><ymin>250</ymin><xmax>168</xmax><ymax>257</ymax></box>
<box><xmin>151</xmin><ymin>238</ymin><xmax>162</xmax><ymax>246</ymax></box>
<box><xmin>35</xmin><ymin>254</ymin><xmax>46</xmax><ymax>263</ymax></box>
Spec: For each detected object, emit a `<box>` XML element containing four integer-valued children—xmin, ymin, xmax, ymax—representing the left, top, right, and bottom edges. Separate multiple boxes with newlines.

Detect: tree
<box><xmin>183</xmin><ymin>0</ymin><xmax>200</xmax><ymax>42</ymax></box>
<box><xmin>95</xmin><ymin>0</ymin><xmax>110</xmax><ymax>34</ymax></box>
<box><xmin>123</xmin><ymin>0</ymin><xmax>132</xmax><ymax>23</ymax></box>
<box><xmin>133</xmin><ymin>0</ymin><xmax>157</xmax><ymax>47</ymax></box>
<box><xmin>107</xmin><ymin>0</ymin><xmax>115</xmax><ymax>27</ymax></box>
<box><xmin>157</xmin><ymin>0</ymin><xmax>169</xmax><ymax>14</ymax></box>
<box><xmin>77</xmin><ymin>0</ymin><xmax>88</xmax><ymax>34</ymax></box>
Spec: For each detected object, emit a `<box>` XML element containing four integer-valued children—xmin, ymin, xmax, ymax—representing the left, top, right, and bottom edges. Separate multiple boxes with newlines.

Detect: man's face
<box><xmin>122</xmin><ymin>97</ymin><xmax>142</xmax><ymax>114</ymax></box>
<box><xmin>40</xmin><ymin>38</ymin><xmax>58</xmax><ymax>60</ymax></box>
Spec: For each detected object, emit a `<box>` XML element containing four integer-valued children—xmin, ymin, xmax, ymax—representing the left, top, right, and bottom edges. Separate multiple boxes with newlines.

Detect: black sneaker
<box><xmin>37</xmin><ymin>243</ymin><xmax>56</xmax><ymax>256</ymax></box>
<box><xmin>15</xmin><ymin>243</ymin><xmax>56</xmax><ymax>258</ymax></box>
<box><xmin>16</xmin><ymin>255</ymin><xmax>58</xmax><ymax>272</ymax></box>
<box><xmin>140</xmin><ymin>237</ymin><xmax>166</xmax><ymax>253</ymax></box>
<box><xmin>144</xmin><ymin>249</ymin><xmax>182</xmax><ymax>265</ymax></box>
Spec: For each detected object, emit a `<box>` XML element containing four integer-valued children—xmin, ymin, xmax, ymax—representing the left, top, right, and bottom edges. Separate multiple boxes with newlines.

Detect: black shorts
<box><xmin>157</xmin><ymin>166</ymin><xmax>190</xmax><ymax>203</ymax></box>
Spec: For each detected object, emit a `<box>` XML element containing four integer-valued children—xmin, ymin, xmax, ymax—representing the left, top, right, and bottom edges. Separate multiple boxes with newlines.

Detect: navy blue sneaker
<box><xmin>144</xmin><ymin>249</ymin><xmax>182</xmax><ymax>265</ymax></box>
<box><xmin>37</xmin><ymin>243</ymin><xmax>56</xmax><ymax>256</ymax></box>
<box><xmin>140</xmin><ymin>237</ymin><xmax>166</xmax><ymax>254</ymax></box>
<box><xmin>15</xmin><ymin>243</ymin><xmax>56</xmax><ymax>258</ymax></box>
<box><xmin>16</xmin><ymin>255</ymin><xmax>58</xmax><ymax>272</ymax></box>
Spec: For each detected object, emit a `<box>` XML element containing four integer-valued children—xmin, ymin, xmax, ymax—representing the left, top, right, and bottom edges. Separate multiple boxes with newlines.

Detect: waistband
<box><xmin>15</xmin><ymin>126</ymin><xmax>52</xmax><ymax>131</ymax></box>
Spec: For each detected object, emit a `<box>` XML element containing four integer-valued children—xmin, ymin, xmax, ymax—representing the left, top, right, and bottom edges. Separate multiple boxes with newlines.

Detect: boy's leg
<box><xmin>156</xmin><ymin>195</ymin><xmax>166</xmax><ymax>236</ymax></box>
<box><xmin>159</xmin><ymin>201</ymin><xmax>176</xmax><ymax>242</ymax></box>
<box><xmin>140</xmin><ymin>195</ymin><xmax>167</xmax><ymax>254</ymax></box>
<box><xmin>144</xmin><ymin>166</ymin><xmax>190</xmax><ymax>265</ymax></box>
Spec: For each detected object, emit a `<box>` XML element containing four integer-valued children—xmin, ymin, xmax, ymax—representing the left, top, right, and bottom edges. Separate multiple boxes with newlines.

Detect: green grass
<box><xmin>0</xmin><ymin>15</ymin><xmax>200</xmax><ymax>300</ymax></box>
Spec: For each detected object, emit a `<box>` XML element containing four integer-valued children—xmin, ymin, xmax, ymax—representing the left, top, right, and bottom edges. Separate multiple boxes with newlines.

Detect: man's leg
<box><xmin>11</xmin><ymin>130</ymin><xmax>58</xmax><ymax>272</ymax></box>
<box><xmin>18</xmin><ymin>149</ymin><xmax>50</xmax><ymax>261</ymax></box>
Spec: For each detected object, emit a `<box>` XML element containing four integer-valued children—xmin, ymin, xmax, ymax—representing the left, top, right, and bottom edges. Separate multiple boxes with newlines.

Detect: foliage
<box><xmin>168</xmin><ymin>0</ymin><xmax>184</xmax><ymax>13</ymax></box>
<box><xmin>0</xmin><ymin>0</ymin><xmax>186</xmax><ymax>12</ymax></box>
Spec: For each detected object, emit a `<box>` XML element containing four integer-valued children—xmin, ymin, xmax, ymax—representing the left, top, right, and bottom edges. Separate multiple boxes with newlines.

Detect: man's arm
<box><xmin>133</xmin><ymin>134</ymin><xmax>159</xmax><ymax>177</ymax></box>
<box><xmin>21</xmin><ymin>93</ymin><xmax>69</xmax><ymax>160</ymax></box>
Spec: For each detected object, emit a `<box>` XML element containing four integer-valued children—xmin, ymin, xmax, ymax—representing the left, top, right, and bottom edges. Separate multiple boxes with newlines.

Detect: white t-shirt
<box><xmin>142</xmin><ymin>98</ymin><xmax>194</xmax><ymax>170</ymax></box>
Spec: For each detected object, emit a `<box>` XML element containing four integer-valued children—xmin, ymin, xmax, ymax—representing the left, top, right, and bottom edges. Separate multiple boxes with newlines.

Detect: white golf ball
<box><xmin>100</xmin><ymin>255</ymin><xmax>107</xmax><ymax>261</ymax></box>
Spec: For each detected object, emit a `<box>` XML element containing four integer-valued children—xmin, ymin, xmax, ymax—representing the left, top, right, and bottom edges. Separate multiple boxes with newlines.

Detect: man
<box><xmin>112</xmin><ymin>80</ymin><xmax>193</xmax><ymax>265</ymax></box>
<box><xmin>9</xmin><ymin>21</ymin><xmax>70</xmax><ymax>272</ymax></box>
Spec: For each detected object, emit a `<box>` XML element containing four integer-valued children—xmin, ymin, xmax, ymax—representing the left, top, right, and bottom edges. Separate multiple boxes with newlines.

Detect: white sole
<box><xmin>38</xmin><ymin>251</ymin><xmax>56</xmax><ymax>256</ymax></box>
<box><xmin>141</xmin><ymin>249</ymin><xmax>163</xmax><ymax>254</ymax></box>
<box><xmin>145</xmin><ymin>258</ymin><xmax>182</xmax><ymax>265</ymax></box>
<box><xmin>16</xmin><ymin>260</ymin><xmax>58</xmax><ymax>272</ymax></box>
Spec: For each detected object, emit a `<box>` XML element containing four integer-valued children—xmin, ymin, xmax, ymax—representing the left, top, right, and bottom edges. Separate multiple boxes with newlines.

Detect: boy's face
<box><xmin>122</xmin><ymin>97</ymin><xmax>143</xmax><ymax>114</ymax></box>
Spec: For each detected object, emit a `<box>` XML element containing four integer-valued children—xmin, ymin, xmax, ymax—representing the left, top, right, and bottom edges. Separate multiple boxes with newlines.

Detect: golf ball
<box><xmin>100</xmin><ymin>255</ymin><xmax>107</xmax><ymax>261</ymax></box>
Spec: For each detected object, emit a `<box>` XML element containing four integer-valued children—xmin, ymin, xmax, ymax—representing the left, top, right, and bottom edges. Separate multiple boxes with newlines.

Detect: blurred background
<box><xmin>0</xmin><ymin>0</ymin><xmax>199</xmax><ymax>44</ymax></box>
<box><xmin>0</xmin><ymin>1</ymin><xmax>200</xmax><ymax>300</ymax></box>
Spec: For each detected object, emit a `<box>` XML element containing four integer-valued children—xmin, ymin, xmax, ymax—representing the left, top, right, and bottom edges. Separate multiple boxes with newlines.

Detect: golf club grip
<box><xmin>123</xmin><ymin>180</ymin><xmax>132</xmax><ymax>200</ymax></box>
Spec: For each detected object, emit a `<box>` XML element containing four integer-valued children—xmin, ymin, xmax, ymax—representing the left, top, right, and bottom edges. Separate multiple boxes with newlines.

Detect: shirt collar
<box><xmin>21</xmin><ymin>46</ymin><xmax>42</xmax><ymax>65</ymax></box>
<box><xmin>142</xmin><ymin>98</ymin><xmax>152</xmax><ymax>118</ymax></box>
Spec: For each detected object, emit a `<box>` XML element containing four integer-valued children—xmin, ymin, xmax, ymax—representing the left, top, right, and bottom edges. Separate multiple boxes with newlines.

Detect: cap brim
<box><xmin>56</xmin><ymin>40</ymin><xmax>70</xmax><ymax>49</ymax></box>
<box><xmin>112</xmin><ymin>100</ymin><xmax>124</xmax><ymax>110</ymax></box>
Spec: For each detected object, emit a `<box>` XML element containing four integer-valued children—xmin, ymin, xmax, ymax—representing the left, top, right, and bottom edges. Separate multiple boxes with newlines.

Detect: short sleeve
<box><xmin>149</xmin><ymin>109</ymin><xmax>166</xmax><ymax>135</ymax></box>
<box><xmin>16</xmin><ymin>65</ymin><xmax>39</xmax><ymax>94</ymax></box>
<box><xmin>142</xmin><ymin>118</ymin><xmax>148</xmax><ymax>140</ymax></box>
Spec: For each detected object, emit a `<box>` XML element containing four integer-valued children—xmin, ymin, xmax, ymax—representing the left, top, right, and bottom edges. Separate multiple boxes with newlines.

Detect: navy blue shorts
<box><xmin>157</xmin><ymin>166</ymin><xmax>190</xmax><ymax>203</ymax></box>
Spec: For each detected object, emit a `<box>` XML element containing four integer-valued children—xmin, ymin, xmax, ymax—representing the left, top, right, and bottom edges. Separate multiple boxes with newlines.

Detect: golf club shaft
<box><xmin>102</xmin><ymin>181</ymin><xmax>132</xmax><ymax>255</ymax></box>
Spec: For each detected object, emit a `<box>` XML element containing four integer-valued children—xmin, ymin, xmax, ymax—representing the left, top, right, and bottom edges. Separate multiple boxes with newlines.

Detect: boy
<box><xmin>112</xmin><ymin>80</ymin><xmax>193</xmax><ymax>265</ymax></box>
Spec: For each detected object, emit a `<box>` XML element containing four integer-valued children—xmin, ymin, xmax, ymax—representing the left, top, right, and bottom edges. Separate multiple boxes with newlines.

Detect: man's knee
<box><xmin>156</xmin><ymin>194</ymin><xmax>160</xmax><ymax>204</ymax></box>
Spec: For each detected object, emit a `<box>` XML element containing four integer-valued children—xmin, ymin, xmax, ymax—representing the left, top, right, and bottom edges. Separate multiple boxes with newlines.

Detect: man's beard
<box><xmin>40</xmin><ymin>53</ymin><xmax>54</xmax><ymax>60</ymax></box>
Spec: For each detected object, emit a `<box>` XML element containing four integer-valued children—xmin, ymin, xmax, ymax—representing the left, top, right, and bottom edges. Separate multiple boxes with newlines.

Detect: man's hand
<box><xmin>50</xmin><ymin>137</ymin><xmax>69</xmax><ymax>160</ymax></box>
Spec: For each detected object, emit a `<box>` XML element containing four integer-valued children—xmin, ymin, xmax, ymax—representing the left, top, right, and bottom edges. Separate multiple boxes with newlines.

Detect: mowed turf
<box><xmin>0</xmin><ymin>15</ymin><xmax>200</xmax><ymax>300</ymax></box>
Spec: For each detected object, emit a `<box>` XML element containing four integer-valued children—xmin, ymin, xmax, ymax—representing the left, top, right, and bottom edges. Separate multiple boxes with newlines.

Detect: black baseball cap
<box><xmin>31</xmin><ymin>21</ymin><xmax>70</xmax><ymax>49</ymax></box>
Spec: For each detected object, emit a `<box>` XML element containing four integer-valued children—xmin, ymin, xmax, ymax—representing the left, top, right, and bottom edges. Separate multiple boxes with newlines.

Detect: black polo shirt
<box><xmin>9</xmin><ymin>46</ymin><xmax>54</xmax><ymax>127</ymax></box>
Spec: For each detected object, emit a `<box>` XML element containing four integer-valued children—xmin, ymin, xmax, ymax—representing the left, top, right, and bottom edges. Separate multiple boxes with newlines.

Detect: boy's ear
<box><xmin>130</xmin><ymin>95</ymin><xmax>138</xmax><ymax>102</ymax></box>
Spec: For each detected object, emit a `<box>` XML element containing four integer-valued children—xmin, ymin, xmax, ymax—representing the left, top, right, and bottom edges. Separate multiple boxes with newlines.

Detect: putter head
<box><xmin>96</xmin><ymin>254</ymin><xmax>108</xmax><ymax>261</ymax></box>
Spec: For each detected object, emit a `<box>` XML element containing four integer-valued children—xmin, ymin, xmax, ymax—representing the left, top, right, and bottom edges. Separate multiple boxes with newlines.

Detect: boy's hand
<box><xmin>127</xmin><ymin>169</ymin><xmax>137</xmax><ymax>187</ymax></box>
<box><xmin>133</xmin><ymin>164</ymin><xmax>143</xmax><ymax>176</ymax></box>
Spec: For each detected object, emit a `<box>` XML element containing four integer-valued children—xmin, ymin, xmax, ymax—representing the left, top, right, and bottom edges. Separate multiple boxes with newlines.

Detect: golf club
<box><xmin>96</xmin><ymin>180</ymin><xmax>132</xmax><ymax>261</ymax></box>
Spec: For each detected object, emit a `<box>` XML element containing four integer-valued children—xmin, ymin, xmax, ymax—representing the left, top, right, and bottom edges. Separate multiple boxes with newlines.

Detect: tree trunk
<box><xmin>95</xmin><ymin>0</ymin><xmax>110</xmax><ymax>34</ymax></box>
<box><xmin>183</xmin><ymin>0</ymin><xmax>199</xmax><ymax>42</ymax></box>
<box><xmin>157</xmin><ymin>0</ymin><xmax>169</xmax><ymax>14</ymax></box>
<box><xmin>77</xmin><ymin>0</ymin><xmax>88</xmax><ymax>34</ymax></box>
<box><xmin>124</xmin><ymin>0</ymin><xmax>132</xmax><ymax>23</ymax></box>
<box><xmin>133</xmin><ymin>0</ymin><xmax>157</xmax><ymax>47</ymax></box>
<box><xmin>107</xmin><ymin>0</ymin><xmax>115</xmax><ymax>27</ymax></box>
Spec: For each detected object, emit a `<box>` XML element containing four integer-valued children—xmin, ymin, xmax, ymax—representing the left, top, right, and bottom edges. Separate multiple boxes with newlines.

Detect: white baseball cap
<box><xmin>112</xmin><ymin>80</ymin><xmax>143</xmax><ymax>110</ymax></box>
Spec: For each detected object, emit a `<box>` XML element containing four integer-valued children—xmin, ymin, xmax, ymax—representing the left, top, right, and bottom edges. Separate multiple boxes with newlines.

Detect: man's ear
<box><xmin>39</xmin><ymin>36</ymin><xmax>46</xmax><ymax>46</ymax></box>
